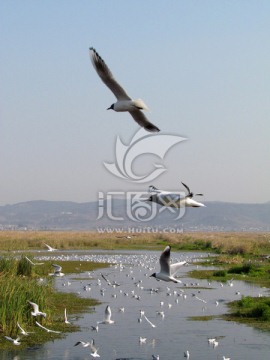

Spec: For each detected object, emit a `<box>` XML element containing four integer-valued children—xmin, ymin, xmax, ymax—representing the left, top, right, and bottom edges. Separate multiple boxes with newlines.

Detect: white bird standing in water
<box><xmin>150</xmin><ymin>246</ymin><xmax>186</xmax><ymax>283</ymax></box>
<box><xmin>89</xmin><ymin>47</ymin><xmax>160</xmax><ymax>133</ymax></box>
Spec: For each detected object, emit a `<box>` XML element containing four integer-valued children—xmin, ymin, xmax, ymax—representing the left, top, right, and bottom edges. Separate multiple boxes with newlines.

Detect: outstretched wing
<box><xmin>105</xmin><ymin>305</ymin><xmax>112</xmax><ymax>321</ymax></box>
<box><xmin>159</xmin><ymin>246</ymin><xmax>171</xmax><ymax>275</ymax></box>
<box><xmin>129</xmin><ymin>110</ymin><xmax>160</xmax><ymax>133</ymax></box>
<box><xmin>181</xmin><ymin>182</ymin><xmax>191</xmax><ymax>196</ymax></box>
<box><xmin>52</xmin><ymin>264</ymin><xmax>62</xmax><ymax>272</ymax></box>
<box><xmin>89</xmin><ymin>47</ymin><xmax>131</xmax><ymax>101</ymax></box>
<box><xmin>4</xmin><ymin>336</ymin><xmax>13</xmax><ymax>342</ymax></box>
<box><xmin>170</xmin><ymin>261</ymin><xmax>186</xmax><ymax>276</ymax></box>
<box><xmin>28</xmin><ymin>301</ymin><xmax>39</xmax><ymax>312</ymax></box>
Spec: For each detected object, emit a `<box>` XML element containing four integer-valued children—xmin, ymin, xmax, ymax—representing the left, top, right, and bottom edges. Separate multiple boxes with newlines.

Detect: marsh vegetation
<box><xmin>1</xmin><ymin>231</ymin><xmax>270</xmax><ymax>348</ymax></box>
<box><xmin>0</xmin><ymin>231</ymin><xmax>269</xmax><ymax>254</ymax></box>
<box><xmin>0</xmin><ymin>255</ymin><xmax>103</xmax><ymax>349</ymax></box>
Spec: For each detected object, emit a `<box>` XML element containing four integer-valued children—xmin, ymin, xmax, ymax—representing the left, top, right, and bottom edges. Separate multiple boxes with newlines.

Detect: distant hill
<box><xmin>0</xmin><ymin>200</ymin><xmax>269</xmax><ymax>232</ymax></box>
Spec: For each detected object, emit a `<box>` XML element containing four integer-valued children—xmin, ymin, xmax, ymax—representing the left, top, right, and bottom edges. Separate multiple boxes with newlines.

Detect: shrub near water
<box><xmin>230</xmin><ymin>296</ymin><xmax>270</xmax><ymax>322</ymax></box>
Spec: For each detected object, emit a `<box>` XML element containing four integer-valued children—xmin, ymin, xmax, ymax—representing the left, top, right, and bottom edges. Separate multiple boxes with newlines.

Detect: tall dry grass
<box><xmin>0</xmin><ymin>231</ymin><xmax>269</xmax><ymax>255</ymax></box>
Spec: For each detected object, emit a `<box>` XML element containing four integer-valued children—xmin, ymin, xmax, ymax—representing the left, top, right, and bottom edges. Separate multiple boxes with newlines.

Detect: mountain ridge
<box><xmin>0</xmin><ymin>200</ymin><xmax>269</xmax><ymax>232</ymax></box>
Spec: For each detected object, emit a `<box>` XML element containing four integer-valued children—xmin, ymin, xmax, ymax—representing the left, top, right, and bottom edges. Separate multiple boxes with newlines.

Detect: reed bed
<box><xmin>0</xmin><ymin>257</ymin><xmax>52</xmax><ymax>336</ymax></box>
<box><xmin>0</xmin><ymin>255</ymin><xmax>101</xmax><ymax>348</ymax></box>
<box><xmin>0</xmin><ymin>231</ymin><xmax>269</xmax><ymax>255</ymax></box>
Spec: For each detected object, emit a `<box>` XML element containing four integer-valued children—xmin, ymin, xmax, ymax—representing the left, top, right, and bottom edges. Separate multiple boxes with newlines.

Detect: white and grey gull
<box><xmin>150</xmin><ymin>245</ymin><xmax>186</xmax><ymax>283</ymax></box>
<box><xmin>146</xmin><ymin>181</ymin><xmax>205</xmax><ymax>208</ymax></box>
<box><xmin>89</xmin><ymin>47</ymin><xmax>160</xmax><ymax>133</ymax></box>
<box><xmin>97</xmin><ymin>305</ymin><xmax>115</xmax><ymax>324</ymax></box>
<box><xmin>28</xmin><ymin>300</ymin><xmax>46</xmax><ymax>318</ymax></box>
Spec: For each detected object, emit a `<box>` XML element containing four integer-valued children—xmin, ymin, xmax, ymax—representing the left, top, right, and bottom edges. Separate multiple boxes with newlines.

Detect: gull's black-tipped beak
<box><xmin>107</xmin><ymin>104</ymin><xmax>114</xmax><ymax>110</ymax></box>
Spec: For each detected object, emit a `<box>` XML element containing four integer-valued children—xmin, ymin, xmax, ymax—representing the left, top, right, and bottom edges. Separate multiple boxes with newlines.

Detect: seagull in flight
<box><xmin>74</xmin><ymin>340</ymin><xmax>91</xmax><ymax>348</ymax></box>
<box><xmin>74</xmin><ymin>339</ymin><xmax>100</xmax><ymax>357</ymax></box>
<box><xmin>43</xmin><ymin>243</ymin><xmax>57</xmax><ymax>252</ymax></box>
<box><xmin>25</xmin><ymin>256</ymin><xmax>44</xmax><ymax>266</ymax></box>
<box><xmin>150</xmin><ymin>245</ymin><xmax>186</xmax><ymax>283</ymax></box>
<box><xmin>64</xmin><ymin>308</ymin><xmax>70</xmax><ymax>324</ymax></box>
<box><xmin>17</xmin><ymin>322</ymin><xmax>33</xmax><ymax>336</ymax></box>
<box><xmin>4</xmin><ymin>336</ymin><xmax>21</xmax><ymax>345</ymax></box>
<box><xmin>142</xmin><ymin>313</ymin><xmax>156</xmax><ymax>328</ymax></box>
<box><xmin>35</xmin><ymin>321</ymin><xmax>61</xmax><ymax>334</ymax></box>
<box><xmin>28</xmin><ymin>301</ymin><xmax>46</xmax><ymax>318</ymax></box>
<box><xmin>89</xmin><ymin>339</ymin><xmax>100</xmax><ymax>358</ymax></box>
<box><xmin>97</xmin><ymin>305</ymin><xmax>115</xmax><ymax>324</ymax></box>
<box><xmin>146</xmin><ymin>181</ymin><xmax>205</xmax><ymax>208</ymax></box>
<box><xmin>49</xmin><ymin>264</ymin><xmax>65</xmax><ymax>277</ymax></box>
<box><xmin>89</xmin><ymin>47</ymin><xmax>160</xmax><ymax>133</ymax></box>
<box><xmin>91</xmin><ymin>324</ymin><xmax>99</xmax><ymax>332</ymax></box>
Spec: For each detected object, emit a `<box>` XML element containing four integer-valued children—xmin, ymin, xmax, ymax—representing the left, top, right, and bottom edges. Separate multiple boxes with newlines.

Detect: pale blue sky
<box><xmin>1</xmin><ymin>0</ymin><xmax>270</xmax><ymax>205</ymax></box>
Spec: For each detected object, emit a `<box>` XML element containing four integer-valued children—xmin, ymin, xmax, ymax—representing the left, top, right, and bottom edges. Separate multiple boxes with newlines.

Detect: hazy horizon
<box><xmin>1</xmin><ymin>1</ymin><xmax>270</xmax><ymax>206</ymax></box>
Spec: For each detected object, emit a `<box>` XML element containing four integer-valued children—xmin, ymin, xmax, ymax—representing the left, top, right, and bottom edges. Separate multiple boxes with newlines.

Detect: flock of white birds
<box><xmin>5</xmin><ymin>242</ymin><xmax>268</xmax><ymax>358</ymax></box>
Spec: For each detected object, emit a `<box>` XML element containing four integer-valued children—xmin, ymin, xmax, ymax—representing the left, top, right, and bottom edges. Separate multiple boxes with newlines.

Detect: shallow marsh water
<box><xmin>1</xmin><ymin>250</ymin><xmax>270</xmax><ymax>360</ymax></box>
